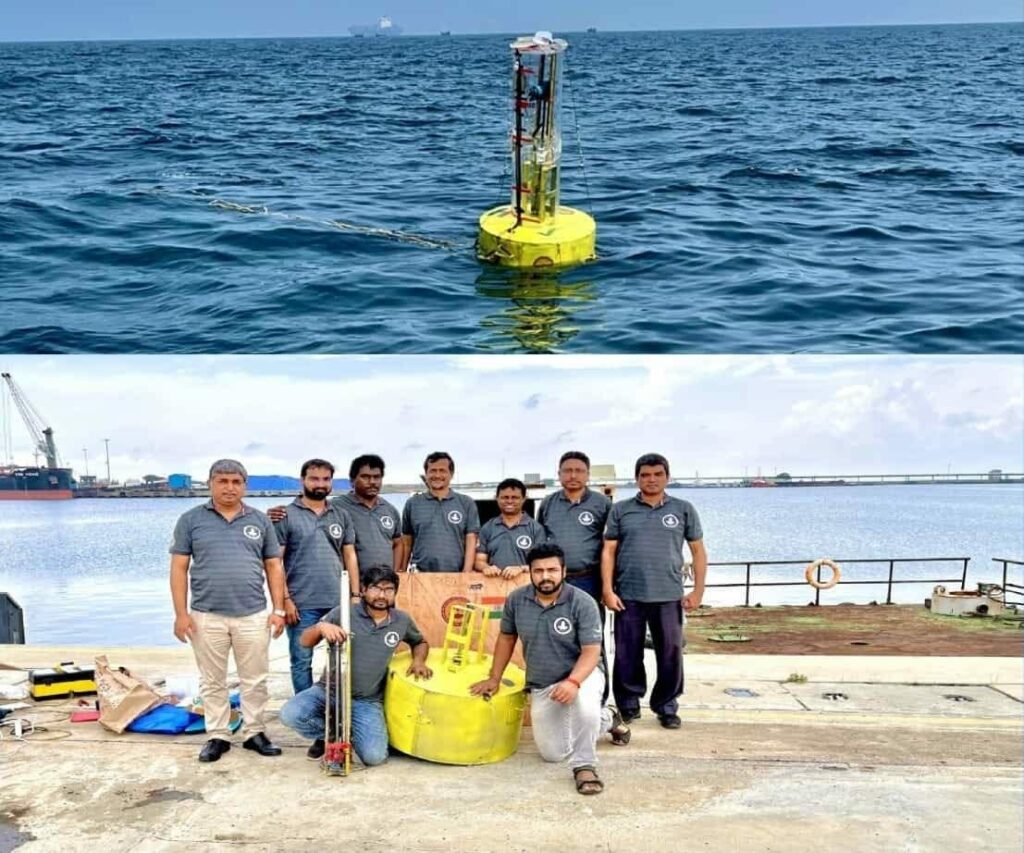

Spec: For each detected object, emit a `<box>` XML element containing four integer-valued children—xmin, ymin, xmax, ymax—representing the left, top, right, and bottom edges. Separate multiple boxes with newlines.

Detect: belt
<box><xmin>565</xmin><ymin>567</ymin><xmax>597</xmax><ymax>579</ymax></box>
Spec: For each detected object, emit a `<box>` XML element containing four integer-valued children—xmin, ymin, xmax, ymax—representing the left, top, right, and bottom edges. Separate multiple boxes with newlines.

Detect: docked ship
<box><xmin>1</xmin><ymin>372</ymin><xmax>75</xmax><ymax>500</ymax></box>
<box><xmin>0</xmin><ymin>466</ymin><xmax>74</xmax><ymax>500</ymax></box>
<box><xmin>349</xmin><ymin>16</ymin><xmax>403</xmax><ymax>37</ymax></box>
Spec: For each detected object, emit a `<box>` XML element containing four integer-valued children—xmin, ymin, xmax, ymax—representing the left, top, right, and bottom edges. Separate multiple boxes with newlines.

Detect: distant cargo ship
<box><xmin>0</xmin><ymin>466</ymin><xmax>74</xmax><ymax>500</ymax></box>
<box><xmin>349</xmin><ymin>16</ymin><xmax>403</xmax><ymax>37</ymax></box>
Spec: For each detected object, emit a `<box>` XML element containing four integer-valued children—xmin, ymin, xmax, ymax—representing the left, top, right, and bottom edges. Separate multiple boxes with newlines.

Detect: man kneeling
<box><xmin>280</xmin><ymin>566</ymin><xmax>431</xmax><ymax>768</ymax></box>
<box><xmin>470</xmin><ymin>543</ymin><xmax>630</xmax><ymax>795</ymax></box>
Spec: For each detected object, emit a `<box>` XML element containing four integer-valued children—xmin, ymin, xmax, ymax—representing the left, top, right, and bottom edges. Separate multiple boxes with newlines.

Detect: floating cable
<box><xmin>209</xmin><ymin>199</ymin><xmax>468</xmax><ymax>251</ymax></box>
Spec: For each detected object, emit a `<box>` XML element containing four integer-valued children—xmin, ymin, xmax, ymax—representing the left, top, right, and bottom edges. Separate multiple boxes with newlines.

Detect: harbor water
<box><xmin>2</xmin><ymin>24</ymin><xmax>1022</xmax><ymax>353</ymax></box>
<box><xmin>0</xmin><ymin>484</ymin><xmax>1020</xmax><ymax>646</ymax></box>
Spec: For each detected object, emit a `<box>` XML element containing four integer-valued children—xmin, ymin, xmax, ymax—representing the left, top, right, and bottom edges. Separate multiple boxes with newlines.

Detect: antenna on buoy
<box><xmin>477</xmin><ymin>31</ymin><xmax>596</xmax><ymax>268</ymax></box>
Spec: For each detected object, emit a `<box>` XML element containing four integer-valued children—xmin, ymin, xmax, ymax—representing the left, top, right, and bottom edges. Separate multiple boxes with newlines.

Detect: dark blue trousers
<box><xmin>612</xmin><ymin>600</ymin><xmax>684</xmax><ymax>716</ymax></box>
<box><xmin>566</xmin><ymin>573</ymin><xmax>610</xmax><ymax>704</ymax></box>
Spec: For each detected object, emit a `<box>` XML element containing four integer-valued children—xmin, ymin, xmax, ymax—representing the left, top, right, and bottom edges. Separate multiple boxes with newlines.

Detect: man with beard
<box><xmin>273</xmin><ymin>459</ymin><xmax>360</xmax><ymax>702</ymax></box>
<box><xmin>537</xmin><ymin>451</ymin><xmax>613</xmax><ymax>702</ymax></box>
<box><xmin>470</xmin><ymin>544</ymin><xmax>630</xmax><ymax>796</ymax></box>
<box><xmin>401</xmin><ymin>451</ymin><xmax>479</xmax><ymax>573</ymax></box>
<box><xmin>269</xmin><ymin>455</ymin><xmax>404</xmax><ymax>575</ymax></box>
<box><xmin>602</xmin><ymin>453</ymin><xmax>707</xmax><ymax>731</ymax></box>
<box><xmin>331</xmin><ymin>455</ymin><xmax>404</xmax><ymax>574</ymax></box>
<box><xmin>474</xmin><ymin>478</ymin><xmax>546</xmax><ymax>578</ymax></box>
<box><xmin>279</xmin><ymin>566</ymin><xmax>432</xmax><ymax>769</ymax></box>
<box><xmin>170</xmin><ymin>458</ymin><xmax>287</xmax><ymax>763</ymax></box>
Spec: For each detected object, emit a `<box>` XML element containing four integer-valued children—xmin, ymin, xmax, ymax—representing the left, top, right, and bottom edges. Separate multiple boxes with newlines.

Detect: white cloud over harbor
<box><xmin>1</xmin><ymin>355</ymin><xmax>1020</xmax><ymax>483</ymax></box>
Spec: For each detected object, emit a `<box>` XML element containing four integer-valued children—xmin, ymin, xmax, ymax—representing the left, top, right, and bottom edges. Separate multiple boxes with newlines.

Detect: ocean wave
<box><xmin>722</xmin><ymin>166</ymin><xmax>812</xmax><ymax>183</ymax></box>
<box><xmin>0</xmin><ymin>24</ymin><xmax>1020</xmax><ymax>353</ymax></box>
<box><xmin>857</xmin><ymin>165</ymin><xmax>954</xmax><ymax>180</ymax></box>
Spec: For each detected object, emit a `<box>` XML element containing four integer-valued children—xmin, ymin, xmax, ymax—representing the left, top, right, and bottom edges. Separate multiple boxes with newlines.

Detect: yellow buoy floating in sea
<box><xmin>477</xmin><ymin>31</ymin><xmax>596</xmax><ymax>268</ymax></box>
<box><xmin>385</xmin><ymin>602</ymin><xmax>527</xmax><ymax>765</ymax></box>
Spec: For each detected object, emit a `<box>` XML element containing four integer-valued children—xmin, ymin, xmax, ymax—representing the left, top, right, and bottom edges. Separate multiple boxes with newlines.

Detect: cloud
<box><xmin>3</xmin><ymin>354</ymin><xmax>1021</xmax><ymax>482</ymax></box>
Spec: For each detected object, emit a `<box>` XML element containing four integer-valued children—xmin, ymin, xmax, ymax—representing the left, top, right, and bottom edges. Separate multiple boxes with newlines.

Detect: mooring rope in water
<box><xmin>563</xmin><ymin>64</ymin><xmax>594</xmax><ymax>217</ymax></box>
<box><xmin>209</xmin><ymin>199</ymin><xmax>467</xmax><ymax>251</ymax></box>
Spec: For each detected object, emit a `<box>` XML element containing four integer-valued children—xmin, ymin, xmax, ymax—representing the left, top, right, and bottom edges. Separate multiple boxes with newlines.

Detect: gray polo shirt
<box><xmin>318</xmin><ymin>603</ymin><xmax>424</xmax><ymax>701</ymax></box>
<box><xmin>332</xmin><ymin>492</ymin><xmax>401</xmax><ymax>572</ymax></box>
<box><xmin>477</xmin><ymin>514</ymin><xmax>547</xmax><ymax>569</ymax></box>
<box><xmin>401</xmin><ymin>491</ymin><xmax>480</xmax><ymax>572</ymax></box>
<box><xmin>536</xmin><ymin>489</ymin><xmax>611</xmax><ymax>571</ymax></box>
<box><xmin>273</xmin><ymin>497</ymin><xmax>354</xmax><ymax>610</ymax></box>
<box><xmin>169</xmin><ymin>501</ymin><xmax>281</xmax><ymax>617</ymax></box>
<box><xmin>605</xmin><ymin>493</ymin><xmax>703</xmax><ymax>602</ymax></box>
<box><xmin>500</xmin><ymin>584</ymin><xmax>603</xmax><ymax>690</ymax></box>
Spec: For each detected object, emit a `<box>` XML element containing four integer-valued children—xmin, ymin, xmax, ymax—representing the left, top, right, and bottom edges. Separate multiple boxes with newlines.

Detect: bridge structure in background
<box><xmin>449</xmin><ymin>470</ymin><xmax>1024</xmax><ymax>492</ymax></box>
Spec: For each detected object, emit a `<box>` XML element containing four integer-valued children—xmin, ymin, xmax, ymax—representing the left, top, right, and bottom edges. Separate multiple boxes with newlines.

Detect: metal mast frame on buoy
<box><xmin>477</xmin><ymin>31</ymin><xmax>596</xmax><ymax>268</ymax></box>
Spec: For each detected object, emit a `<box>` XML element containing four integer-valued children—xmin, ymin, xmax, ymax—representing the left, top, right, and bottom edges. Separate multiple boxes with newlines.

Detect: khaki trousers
<box><xmin>191</xmin><ymin>610</ymin><xmax>270</xmax><ymax>740</ymax></box>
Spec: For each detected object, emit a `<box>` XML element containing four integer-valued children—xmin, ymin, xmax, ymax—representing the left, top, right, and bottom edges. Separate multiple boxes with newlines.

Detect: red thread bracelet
<box><xmin>566</xmin><ymin>676</ymin><xmax>581</xmax><ymax>688</ymax></box>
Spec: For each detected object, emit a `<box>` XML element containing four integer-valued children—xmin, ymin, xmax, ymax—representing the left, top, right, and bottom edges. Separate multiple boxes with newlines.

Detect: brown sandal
<box><xmin>573</xmin><ymin>765</ymin><xmax>604</xmax><ymax>795</ymax></box>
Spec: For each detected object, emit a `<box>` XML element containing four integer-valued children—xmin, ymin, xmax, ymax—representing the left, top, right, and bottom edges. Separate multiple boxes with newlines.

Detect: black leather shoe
<box><xmin>243</xmin><ymin>732</ymin><xmax>282</xmax><ymax>756</ymax></box>
<box><xmin>198</xmin><ymin>738</ymin><xmax>231</xmax><ymax>762</ymax></box>
<box><xmin>620</xmin><ymin>708</ymin><xmax>642</xmax><ymax>723</ymax></box>
<box><xmin>658</xmin><ymin>713</ymin><xmax>682</xmax><ymax>729</ymax></box>
<box><xmin>306</xmin><ymin>738</ymin><xmax>325</xmax><ymax>760</ymax></box>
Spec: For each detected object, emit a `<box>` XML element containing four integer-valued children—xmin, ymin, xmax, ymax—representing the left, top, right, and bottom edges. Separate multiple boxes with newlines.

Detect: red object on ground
<box><xmin>70</xmin><ymin>710</ymin><xmax>101</xmax><ymax>722</ymax></box>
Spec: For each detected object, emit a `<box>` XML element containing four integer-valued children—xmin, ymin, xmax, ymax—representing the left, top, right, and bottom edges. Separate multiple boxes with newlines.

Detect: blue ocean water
<box><xmin>1</xmin><ymin>24</ymin><xmax>1021</xmax><ymax>353</ymax></box>
<box><xmin>0</xmin><ymin>484</ymin><xmax>1020</xmax><ymax>645</ymax></box>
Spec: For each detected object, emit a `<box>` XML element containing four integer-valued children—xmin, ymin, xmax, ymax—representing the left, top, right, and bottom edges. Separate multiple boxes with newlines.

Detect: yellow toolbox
<box><xmin>28</xmin><ymin>663</ymin><xmax>97</xmax><ymax>700</ymax></box>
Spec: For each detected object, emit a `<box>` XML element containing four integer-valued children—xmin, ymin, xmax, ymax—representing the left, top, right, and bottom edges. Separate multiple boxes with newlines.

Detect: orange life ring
<box><xmin>805</xmin><ymin>558</ymin><xmax>841</xmax><ymax>590</ymax></box>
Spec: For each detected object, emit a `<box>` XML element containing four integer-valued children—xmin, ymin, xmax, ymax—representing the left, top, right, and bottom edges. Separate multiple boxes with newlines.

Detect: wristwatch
<box><xmin>272</xmin><ymin>609</ymin><xmax>286</xmax><ymax>617</ymax></box>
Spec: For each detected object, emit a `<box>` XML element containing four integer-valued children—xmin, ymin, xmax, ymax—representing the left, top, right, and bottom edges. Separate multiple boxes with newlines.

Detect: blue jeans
<box><xmin>278</xmin><ymin>683</ymin><xmax>390</xmax><ymax>766</ymax></box>
<box><xmin>566</xmin><ymin>573</ymin><xmax>610</xmax><ymax>704</ymax></box>
<box><xmin>286</xmin><ymin>608</ymin><xmax>331</xmax><ymax>694</ymax></box>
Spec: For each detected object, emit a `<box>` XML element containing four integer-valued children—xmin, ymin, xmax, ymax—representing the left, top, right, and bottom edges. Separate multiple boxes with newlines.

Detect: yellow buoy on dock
<box><xmin>477</xmin><ymin>32</ymin><xmax>596</xmax><ymax>269</ymax></box>
<box><xmin>385</xmin><ymin>603</ymin><xmax>527</xmax><ymax>765</ymax></box>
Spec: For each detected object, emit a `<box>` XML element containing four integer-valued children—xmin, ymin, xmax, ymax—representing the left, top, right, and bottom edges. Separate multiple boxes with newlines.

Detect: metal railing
<box><xmin>704</xmin><ymin>557</ymin><xmax>970</xmax><ymax>606</ymax></box>
<box><xmin>992</xmin><ymin>558</ymin><xmax>1023</xmax><ymax>607</ymax></box>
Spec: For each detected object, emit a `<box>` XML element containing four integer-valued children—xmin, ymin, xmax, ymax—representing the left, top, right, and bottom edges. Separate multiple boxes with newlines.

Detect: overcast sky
<box><xmin>1</xmin><ymin>355</ymin><xmax>1020</xmax><ymax>483</ymax></box>
<box><xmin>2</xmin><ymin>1</ymin><xmax>1018</xmax><ymax>41</ymax></box>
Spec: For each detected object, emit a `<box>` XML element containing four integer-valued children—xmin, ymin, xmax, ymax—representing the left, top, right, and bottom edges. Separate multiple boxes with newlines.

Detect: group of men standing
<box><xmin>169</xmin><ymin>449</ymin><xmax>707</xmax><ymax>794</ymax></box>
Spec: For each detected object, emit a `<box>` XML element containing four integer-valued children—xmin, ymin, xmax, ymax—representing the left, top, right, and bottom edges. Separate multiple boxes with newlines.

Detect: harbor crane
<box><xmin>1</xmin><ymin>373</ymin><xmax>61</xmax><ymax>468</ymax></box>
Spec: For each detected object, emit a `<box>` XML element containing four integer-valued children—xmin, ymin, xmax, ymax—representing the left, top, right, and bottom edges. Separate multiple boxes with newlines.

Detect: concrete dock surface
<box><xmin>1</xmin><ymin>641</ymin><xmax>1021</xmax><ymax>853</ymax></box>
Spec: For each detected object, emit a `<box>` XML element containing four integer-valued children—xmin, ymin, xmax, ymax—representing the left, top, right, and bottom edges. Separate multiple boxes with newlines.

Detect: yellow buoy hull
<box><xmin>477</xmin><ymin>206</ymin><xmax>596</xmax><ymax>268</ymax></box>
<box><xmin>385</xmin><ymin>649</ymin><xmax>527</xmax><ymax>765</ymax></box>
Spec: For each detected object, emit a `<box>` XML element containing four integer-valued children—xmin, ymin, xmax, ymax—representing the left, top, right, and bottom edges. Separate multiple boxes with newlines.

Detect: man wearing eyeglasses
<box><xmin>536</xmin><ymin>451</ymin><xmax>611</xmax><ymax>602</ymax></box>
<box><xmin>278</xmin><ymin>566</ymin><xmax>432</xmax><ymax>766</ymax></box>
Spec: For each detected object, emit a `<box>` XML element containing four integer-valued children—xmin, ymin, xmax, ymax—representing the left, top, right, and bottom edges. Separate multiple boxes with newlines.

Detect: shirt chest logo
<box><xmin>552</xmin><ymin>616</ymin><xmax>573</xmax><ymax>636</ymax></box>
<box><xmin>328</xmin><ymin>523</ymin><xmax>344</xmax><ymax>539</ymax></box>
<box><xmin>384</xmin><ymin>630</ymin><xmax>400</xmax><ymax>648</ymax></box>
<box><xmin>447</xmin><ymin>510</ymin><xmax>464</xmax><ymax>525</ymax></box>
<box><xmin>242</xmin><ymin>525</ymin><xmax>262</xmax><ymax>540</ymax></box>
<box><xmin>577</xmin><ymin>510</ymin><xmax>595</xmax><ymax>526</ymax></box>
<box><xmin>515</xmin><ymin>534</ymin><xmax>533</xmax><ymax>549</ymax></box>
<box><xmin>661</xmin><ymin>513</ymin><xmax>680</xmax><ymax>529</ymax></box>
<box><xmin>380</xmin><ymin>515</ymin><xmax>395</xmax><ymax>530</ymax></box>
